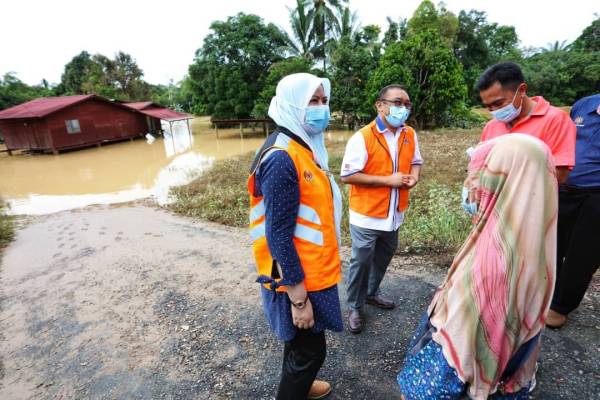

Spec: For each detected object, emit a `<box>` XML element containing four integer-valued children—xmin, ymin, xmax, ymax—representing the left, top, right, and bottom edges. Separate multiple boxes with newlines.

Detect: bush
<box><xmin>400</xmin><ymin>182</ymin><xmax>471</xmax><ymax>253</ymax></box>
<box><xmin>0</xmin><ymin>199</ymin><xmax>14</xmax><ymax>247</ymax></box>
<box><xmin>439</xmin><ymin>104</ymin><xmax>489</xmax><ymax>129</ymax></box>
<box><xmin>169</xmin><ymin>153</ymin><xmax>253</xmax><ymax>227</ymax></box>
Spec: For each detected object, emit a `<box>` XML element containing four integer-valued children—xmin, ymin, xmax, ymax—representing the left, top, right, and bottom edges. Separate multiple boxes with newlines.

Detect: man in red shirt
<box><xmin>477</xmin><ymin>62</ymin><xmax>576</xmax><ymax>182</ymax></box>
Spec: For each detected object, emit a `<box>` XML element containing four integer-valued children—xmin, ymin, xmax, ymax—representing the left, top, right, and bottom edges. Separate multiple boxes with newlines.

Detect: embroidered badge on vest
<box><xmin>303</xmin><ymin>170</ymin><xmax>314</xmax><ymax>182</ymax></box>
<box><xmin>574</xmin><ymin>116</ymin><xmax>584</xmax><ymax>126</ymax></box>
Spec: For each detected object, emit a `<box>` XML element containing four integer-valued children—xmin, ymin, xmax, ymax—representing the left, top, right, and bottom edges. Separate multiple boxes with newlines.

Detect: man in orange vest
<box><xmin>340</xmin><ymin>84</ymin><xmax>423</xmax><ymax>333</ymax></box>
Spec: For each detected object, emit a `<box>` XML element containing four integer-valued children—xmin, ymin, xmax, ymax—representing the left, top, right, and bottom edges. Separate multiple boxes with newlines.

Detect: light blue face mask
<box><xmin>303</xmin><ymin>105</ymin><xmax>330</xmax><ymax>136</ymax></box>
<box><xmin>461</xmin><ymin>186</ymin><xmax>478</xmax><ymax>216</ymax></box>
<box><xmin>386</xmin><ymin>105</ymin><xmax>410</xmax><ymax>128</ymax></box>
<box><xmin>490</xmin><ymin>89</ymin><xmax>523</xmax><ymax>123</ymax></box>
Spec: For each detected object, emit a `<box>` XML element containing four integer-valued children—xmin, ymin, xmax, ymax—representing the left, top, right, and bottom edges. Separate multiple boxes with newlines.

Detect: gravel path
<box><xmin>0</xmin><ymin>205</ymin><xmax>598</xmax><ymax>399</ymax></box>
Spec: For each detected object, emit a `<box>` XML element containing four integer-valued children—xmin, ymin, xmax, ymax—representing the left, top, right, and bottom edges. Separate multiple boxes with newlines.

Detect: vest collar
<box><xmin>276</xmin><ymin>125</ymin><xmax>312</xmax><ymax>152</ymax></box>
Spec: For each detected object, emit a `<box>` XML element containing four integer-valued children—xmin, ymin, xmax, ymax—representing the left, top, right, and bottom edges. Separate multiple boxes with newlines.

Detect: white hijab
<box><xmin>268</xmin><ymin>73</ymin><xmax>343</xmax><ymax>245</ymax></box>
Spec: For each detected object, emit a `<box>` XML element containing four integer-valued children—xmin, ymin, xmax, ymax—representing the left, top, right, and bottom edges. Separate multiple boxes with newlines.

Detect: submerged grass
<box><xmin>171</xmin><ymin>128</ymin><xmax>481</xmax><ymax>254</ymax></box>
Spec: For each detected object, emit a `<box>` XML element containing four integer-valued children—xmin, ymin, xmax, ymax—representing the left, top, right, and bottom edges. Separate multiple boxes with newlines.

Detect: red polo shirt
<box><xmin>481</xmin><ymin>96</ymin><xmax>576</xmax><ymax>167</ymax></box>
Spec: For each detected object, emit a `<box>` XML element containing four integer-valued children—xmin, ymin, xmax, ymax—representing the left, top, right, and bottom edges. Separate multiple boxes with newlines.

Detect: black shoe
<box><xmin>348</xmin><ymin>309</ymin><xmax>363</xmax><ymax>334</ymax></box>
<box><xmin>366</xmin><ymin>294</ymin><xmax>395</xmax><ymax>310</ymax></box>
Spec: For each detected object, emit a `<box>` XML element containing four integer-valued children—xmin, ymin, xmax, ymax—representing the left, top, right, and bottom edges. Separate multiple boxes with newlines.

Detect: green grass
<box><xmin>0</xmin><ymin>199</ymin><xmax>15</xmax><ymax>247</ymax></box>
<box><xmin>170</xmin><ymin>128</ymin><xmax>481</xmax><ymax>254</ymax></box>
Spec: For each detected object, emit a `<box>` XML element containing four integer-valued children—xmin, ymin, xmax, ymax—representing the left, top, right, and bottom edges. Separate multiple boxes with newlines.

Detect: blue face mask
<box><xmin>386</xmin><ymin>105</ymin><xmax>410</xmax><ymax>128</ymax></box>
<box><xmin>303</xmin><ymin>105</ymin><xmax>330</xmax><ymax>136</ymax></box>
<box><xmin>461</xmin><ymin>186</ymin><xmax>478</xmax><ymax>216</ymax></box>
<box><xmin>490</xmin><ymin>89</ymin><xmax>523</xmax><ymax>123</ymax></box>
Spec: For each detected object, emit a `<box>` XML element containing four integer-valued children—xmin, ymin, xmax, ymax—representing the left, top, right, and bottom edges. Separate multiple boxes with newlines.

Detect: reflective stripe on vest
<box><xmin>249</xmin><ymin>202</ymin><xmax>324</xmax><ymax>246</ymax></box>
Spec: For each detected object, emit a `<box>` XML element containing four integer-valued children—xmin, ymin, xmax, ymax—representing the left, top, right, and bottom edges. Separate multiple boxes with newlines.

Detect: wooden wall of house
<box><xmin>47</xmin><ymin>99</ymin><xmax>148</xmax><ymax>150</ymax></box>
<box><xmin>0</xmin><ymin>119</ymin><xmax>51</xmax><ymax>151</ymax></box>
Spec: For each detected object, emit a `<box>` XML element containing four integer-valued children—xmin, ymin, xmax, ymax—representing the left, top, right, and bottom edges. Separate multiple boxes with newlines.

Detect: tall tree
<box><xmin>57</xmin><ymin>51</ymin><xmax>152</xmax><ymax>101</ymax></box>
<box><xmin>251</xmin><ymin>57</ymin><xmax>315</xmax><ymax>118</ymax></box>
<box><xmin>382</xmin><ymin>17</ymin><xmax>408</xmax><ymax>47</ymax></box>
<box><xmin>336</xmin><ymin>6</ymin><xmax>360</xmax><ymax>40</ymax></box>
<box><xmin>286</xmin><ymin>0</ymin><xmax>318</xmax><ymax>60</ymax></box>
<box><xmin>305</xmin><ymin>0</ymin><xmax>349</xmax><ymax>71</ymax></box>
<box><xmin>59</xmin><ymin>51</ymin><xmax>95</xmax><ymax>94</ymax></box>
<box><xmin>407</xmin><ymin>0</ymin><xmax>458</xmax><ymax>47</ymax></box>
<box><xmin>453</xmin><ymin>9</ymin><xmax>521</xmax><ymax>104</ymax></box>
<box><xmin>368</xmin><ymin>30</ymin><xmax>467</xmax><ymax>128</ymax></box>
<box><xmin>330</xmin><ymin>25</ymin><xmax>381</xmax><ymax>128</ymax></box>
<box><xmin>571</xmin><ymin>16</ymin><xmax>600</xmax><ymax>52</ymax></box>
<box><xmin>0</xmin><ymin>73</ymin><xmax>52</xmax><ymax>110</ymax></box>
<box><xmin>187</xmin><ymin>13</ymin><xmax>288</xmax><ymax>118</ymax></box>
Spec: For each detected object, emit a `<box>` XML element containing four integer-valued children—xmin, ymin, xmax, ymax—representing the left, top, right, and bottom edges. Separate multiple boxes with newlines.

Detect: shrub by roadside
<box><xmin>0</xmin><ymin>199</ymin><xmax>14</xmax><ymax>247</ymax></box>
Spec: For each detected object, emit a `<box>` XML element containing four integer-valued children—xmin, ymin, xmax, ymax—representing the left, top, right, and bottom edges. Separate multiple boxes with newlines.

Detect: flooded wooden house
<box><xmin>0</xmin><ymin>95</ymin><xmax>163</xmax><ymax>154</ymax></box>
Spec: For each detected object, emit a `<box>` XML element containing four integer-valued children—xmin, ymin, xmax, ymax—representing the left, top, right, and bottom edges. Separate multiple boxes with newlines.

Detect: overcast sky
<box><xmin>1</xmin><ymin>0</ymin><xmax>597</xmax><ymax>86</ymax></box>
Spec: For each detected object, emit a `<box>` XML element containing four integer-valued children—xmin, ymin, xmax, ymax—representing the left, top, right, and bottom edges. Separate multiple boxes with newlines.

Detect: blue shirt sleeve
<box><xmin>256</xmin><ymin>150</ymin><xmax>305</xmax><ymax>286</ymax></box>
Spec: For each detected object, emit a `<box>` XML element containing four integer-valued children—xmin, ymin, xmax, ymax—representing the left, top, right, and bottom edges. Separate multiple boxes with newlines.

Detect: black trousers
<box><xmin>552</xmin><ymin>189</ymin><xmax>600</xmax><ymax>315</ymax></box>
<box><xmin>276</xmin><ymin>330</ymin><xmax>326</xmax><ymax>400</ymax></box>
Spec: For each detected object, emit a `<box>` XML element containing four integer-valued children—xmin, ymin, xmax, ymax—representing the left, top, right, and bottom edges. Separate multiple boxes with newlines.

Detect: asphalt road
<box><xmin>0</xmin><ymin>205</ymin><xmax>598</xmax><ymax>399</ymax></box>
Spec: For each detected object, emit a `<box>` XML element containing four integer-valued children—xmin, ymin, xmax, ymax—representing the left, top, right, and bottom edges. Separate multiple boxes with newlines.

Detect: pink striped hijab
<box><xmin>428</xmin><ymin>134</ymin><xmax>558</xmax><ymax>399</ymax></box>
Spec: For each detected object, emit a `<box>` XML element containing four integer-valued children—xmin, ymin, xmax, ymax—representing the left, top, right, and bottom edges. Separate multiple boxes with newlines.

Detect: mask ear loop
<box><xmin>512</xmin><ymin>84</ymin><xmax>525</xmax><ymax>109</ymax></box>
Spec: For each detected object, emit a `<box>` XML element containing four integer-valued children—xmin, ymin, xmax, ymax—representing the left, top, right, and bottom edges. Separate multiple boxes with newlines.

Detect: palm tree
<box><xmin>336</xmin><ymin>6</ymin><xmax>360</xmax><ymax>40</ymax></box>
<box><xmin>305</xmin><ymin>0</ymin><xmax>349</xmax><ymax>72</ymax></box>
<box><xmin>285</xmin><ymin>0</ymin><xmax>318</xmax><ymax>60</ymax></box>
<box><xmin>543</xmin><ymin>40</ymin><xmax>570</xmax><ymax>52</ymax></box>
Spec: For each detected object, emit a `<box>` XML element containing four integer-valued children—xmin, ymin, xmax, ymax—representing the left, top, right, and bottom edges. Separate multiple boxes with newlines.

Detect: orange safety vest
<box><xmin>247</xmin><ymin>130</ymin><xmax>341</xmax><ymax>292</ymax></box>
<box><xmin>349</xmin><ymin>120</ymin><xmax>416</xmax><ymax>218</ymax></box>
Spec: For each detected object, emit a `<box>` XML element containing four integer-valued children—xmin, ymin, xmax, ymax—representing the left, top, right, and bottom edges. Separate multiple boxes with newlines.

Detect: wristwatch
<box><xmin>291</xmin><ymin>296</ymin><xmax>309</xmax><ymax>310</ymax></box>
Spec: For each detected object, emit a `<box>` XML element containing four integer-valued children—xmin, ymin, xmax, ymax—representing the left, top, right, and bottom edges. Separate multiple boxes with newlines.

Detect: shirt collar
<box><xmin>530</xmin><ymin>96</ymin><xmax>550</xmax><ymax>116</ymax></box>
<box><xmin>375</xmin><ymin>115</ymin><xmax>403</xmax><ymax>133</ymax></box>
<box><xmin>584</xmin><ymin>95</ymin><xmax>600</xmax><ymax>115</ymax></box>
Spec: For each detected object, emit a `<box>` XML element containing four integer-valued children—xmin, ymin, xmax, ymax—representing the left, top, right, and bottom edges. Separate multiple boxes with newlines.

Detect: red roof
<box><xmin>0</xmin><ymin>95</ymin><xmax>193</xmax><ymax>122</ymax></box>
<box><xmin>0</xmin><ymin>95</ymin><xmax>95</xmax><ymax>119</ymax></box>
<box><xmin>124</xmin><ymin>101</ymin><xmax>192</xmax><ymax>121</ymax></box>
<box><xmin>123</xmin><ymin>101</ymin><xmax>157</xmax><ymax>110</ymax></box>
<box><xmin>138</xmin><ymin>108</ymin><xmax>193</xmax><ymax>121</ymax></box>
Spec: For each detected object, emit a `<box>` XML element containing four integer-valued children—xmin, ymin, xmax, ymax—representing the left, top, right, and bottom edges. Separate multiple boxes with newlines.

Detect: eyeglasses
<box><xmin>379</xmin><ymin>99</ymin><xmax>412</xmax><ymax>109</ymax></box>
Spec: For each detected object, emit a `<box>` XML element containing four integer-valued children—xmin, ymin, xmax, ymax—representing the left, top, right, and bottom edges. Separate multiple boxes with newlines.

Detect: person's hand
<box><xmin>291</xmin><ymin>298</ymin><xmax>314</xmax><ymax>330</ymax></box>
<box><xmin>386</xmin><ymin>173</ymin><xmax>406</xmax><ymax>188</ymax></box>
<box><xmin>402</xmin><ymin>175</ymin><xmax>418</xmax><ymax>189</ymax></box>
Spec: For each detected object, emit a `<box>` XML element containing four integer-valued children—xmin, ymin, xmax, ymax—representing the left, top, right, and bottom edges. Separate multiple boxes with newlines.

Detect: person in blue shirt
<box><xmin>547</xmin><ymin>93</ymin><xmax>600</xmax><ymax>328</ymax></box>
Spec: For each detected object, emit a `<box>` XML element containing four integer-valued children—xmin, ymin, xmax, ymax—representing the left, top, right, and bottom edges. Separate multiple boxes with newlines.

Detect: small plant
<box><xmin>0</xmin><ymin>199</ymin><xmax>15</xmax><ymax>247</ymax></box>
<box><xmin>400</xmin><ymin>182</ymin><xmax>471</xmax><ymax>254</ymax></box>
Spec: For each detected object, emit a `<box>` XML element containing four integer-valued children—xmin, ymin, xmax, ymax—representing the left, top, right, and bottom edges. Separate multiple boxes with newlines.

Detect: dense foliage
<box><xmin>2</xmin><ymin>2</ymin><xmax>599</xmax><ymax>129</ymax></box>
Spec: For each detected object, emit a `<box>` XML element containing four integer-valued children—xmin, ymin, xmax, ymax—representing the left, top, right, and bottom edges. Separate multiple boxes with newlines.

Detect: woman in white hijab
<box><xmin>247</xmin><ymin>73</ymin><xmax>343</xmax><ymax>399</ymax></box>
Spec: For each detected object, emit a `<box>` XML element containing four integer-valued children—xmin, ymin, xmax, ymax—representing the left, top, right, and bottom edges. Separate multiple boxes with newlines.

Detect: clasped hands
<box><xmin>386</xmin><ymin>172</ymin><xmax>418</xmax><ymax>188</ymax></box>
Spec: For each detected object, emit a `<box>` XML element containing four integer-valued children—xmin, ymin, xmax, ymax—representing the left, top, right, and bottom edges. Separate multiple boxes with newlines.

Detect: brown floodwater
<box><xmin>0</xmin><ymin>117</ymin><xmax>354</xmax><ymax>215</ymax></box>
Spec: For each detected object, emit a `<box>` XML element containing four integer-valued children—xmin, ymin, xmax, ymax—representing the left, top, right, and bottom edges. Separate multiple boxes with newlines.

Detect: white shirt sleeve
<box><xmin>340</xmin><ymin>131</ymin><xmax>368</xmax><ymax>177</ymax></box>
<box><xmin>412</xmin><ymin>131</ymin><xmax>424</xmax><ymax>165</ymax></box>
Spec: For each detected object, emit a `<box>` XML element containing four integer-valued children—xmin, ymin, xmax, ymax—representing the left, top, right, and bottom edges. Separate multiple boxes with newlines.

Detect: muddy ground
<box><xmin>0</xmin><ymin>205</ymin><xmax>598</xmax><ymax>399</ymax></box>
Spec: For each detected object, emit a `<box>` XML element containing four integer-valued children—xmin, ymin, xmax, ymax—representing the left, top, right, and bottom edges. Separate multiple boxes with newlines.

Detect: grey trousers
<box><xmin>346</xmin><ymin>224</ymin><xmax>399</xmax><ymax>310</ymax></box>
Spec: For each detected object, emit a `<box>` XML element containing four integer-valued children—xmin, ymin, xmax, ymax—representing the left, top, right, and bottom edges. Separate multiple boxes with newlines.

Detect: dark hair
<box><xmin>476</xmin><ymin>62</ymin><xmax>525</xmax><ymax>92</ymax></box>
<box><xmin>377</xmin><ymin>84</ymin><xmax>407</xmax><ymax>100</ymax></box>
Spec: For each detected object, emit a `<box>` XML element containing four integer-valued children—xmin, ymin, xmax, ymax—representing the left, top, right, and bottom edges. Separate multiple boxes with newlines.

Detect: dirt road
<box><xmin>0</xmin><ymin>205</ymin><xmax>598</xmax><ymax>399</ymax></box>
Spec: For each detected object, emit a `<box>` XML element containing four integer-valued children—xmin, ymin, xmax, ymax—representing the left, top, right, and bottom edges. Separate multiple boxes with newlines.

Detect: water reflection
<box><xmin>0</xmin><ymin>118</ymin><xmax>352</xmax><ymax>215</ymax></box>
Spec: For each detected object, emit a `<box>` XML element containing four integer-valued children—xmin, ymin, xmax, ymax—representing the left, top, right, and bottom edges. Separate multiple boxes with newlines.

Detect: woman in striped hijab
<box><xmin>398</xmin><ymin>134</ymin><xmax>558</xmax><ymax>399</ymax></box>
